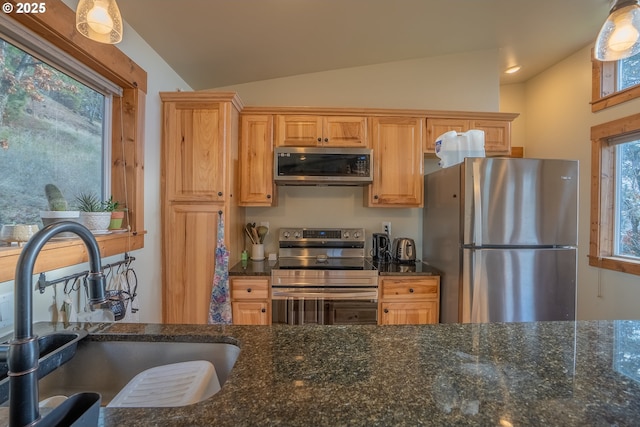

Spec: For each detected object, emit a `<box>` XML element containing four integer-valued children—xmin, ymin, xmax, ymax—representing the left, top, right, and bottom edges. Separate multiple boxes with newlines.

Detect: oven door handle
<box><xmin>272</xmin><ymin>288</ymin><xmax>378</xmax><ymax>300</ymax></box>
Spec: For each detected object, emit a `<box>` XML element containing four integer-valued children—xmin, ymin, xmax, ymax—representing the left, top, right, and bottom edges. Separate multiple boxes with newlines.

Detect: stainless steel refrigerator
<box><xmin>423</xmin><ymin>158</ymin><xmax>578</xmax><ymax>323</ymax></box>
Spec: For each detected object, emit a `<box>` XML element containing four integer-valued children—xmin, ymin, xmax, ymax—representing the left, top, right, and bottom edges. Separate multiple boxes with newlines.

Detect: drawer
<box><xmin>380</xmin><ymin>277</ymin><xmax>439</xmax><ymax>300</ymax></box>
<box><xmin>231</xmin><ymin>278</ymin><xmax>269</xmax><ymax>300</ymax></box>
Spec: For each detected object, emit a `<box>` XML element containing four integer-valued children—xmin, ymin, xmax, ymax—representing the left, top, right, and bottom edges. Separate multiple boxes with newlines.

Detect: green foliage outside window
<box><xmin>617</xmin><ymin>140</ymin><xmax>640</xmax><ymax>258</ymax></box>
<box><xmin>0</xmin><ymin>37</ymin><xmax>104</xmax><ymax>227</ymax></box>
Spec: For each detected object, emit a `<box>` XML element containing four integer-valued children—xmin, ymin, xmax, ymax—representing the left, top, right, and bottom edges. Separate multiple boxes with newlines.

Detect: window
<box><xmin>0</xmin><ymin>1</ymin><xmax>147</xmax><ymax>283</ymax></box>
<box><xmin>592</xmin><ymin>50</ymin><xmax>640</xmax><ymax>112</ymax></box>
<box><xmin>590</xmin><ymin>113</ymin><xmax>640</xmax><ymax>276</ymax></box>
<box><xmin>0</xmin><ymin>36</ymin><xmax>107</xmax><ymax>226</ymax></box>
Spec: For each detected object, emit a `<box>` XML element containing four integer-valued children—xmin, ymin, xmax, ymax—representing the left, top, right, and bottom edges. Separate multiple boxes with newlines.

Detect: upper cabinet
<box><xmin>425</xmin><ymin>117</ymin><xmax>514</xmax><ymax>155</ymax></box>
<box><xmin>239</xmin><ymin>114</ymin><xmax>276</xmax><ymax>206</ymax></box>
<box><xmin>276</xmin><ymin>115</ymin><xmax>368</xmax><ymax>147</ymax></box>
<box><xmin>366</xmin><ymin>117</ymin><xmax>424</xmax><ymax>208</ymax></box>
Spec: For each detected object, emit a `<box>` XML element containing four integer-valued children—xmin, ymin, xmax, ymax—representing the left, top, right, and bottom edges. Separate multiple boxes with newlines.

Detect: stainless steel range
<box><xmin>272</xmin><ymin>228</ymin><xmax>378</xmax><ymax>325</ymax></box>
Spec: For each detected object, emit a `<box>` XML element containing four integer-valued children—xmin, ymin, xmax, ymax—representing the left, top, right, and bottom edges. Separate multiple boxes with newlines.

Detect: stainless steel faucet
<box><xmin>8</xmin><ymin>221</ymin><xmax>107</xmax><ymax>427</ymax></box>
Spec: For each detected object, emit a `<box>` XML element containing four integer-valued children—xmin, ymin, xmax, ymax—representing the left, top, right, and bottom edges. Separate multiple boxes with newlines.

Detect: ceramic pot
<box><xmin>79</xmin><ymin>212</ymin><xmax>112</xmax><ymax>232</ymax></box>
<box><xmin>109</xmin><ymin>210</ymin><xmax>125</xmax><ymax>230</ymax></box>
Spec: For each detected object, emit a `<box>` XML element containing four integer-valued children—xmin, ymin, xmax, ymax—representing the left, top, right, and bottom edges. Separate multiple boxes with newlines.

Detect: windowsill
<box><xmin>588</xmin><ymin>255</ymin><xmax>640</xmax><ymax>276</ymax></box>
<box><xmin>0</xmin><ymin>231</ymin><xmax>145</xmax><ymax>283</ymax></box>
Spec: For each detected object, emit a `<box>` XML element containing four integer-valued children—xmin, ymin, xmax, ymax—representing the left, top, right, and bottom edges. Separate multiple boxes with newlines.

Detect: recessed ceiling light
<box><xmin>505</xmin><ymin>65</ymin><xmax>521</xmax><ymax>74</ymax></box>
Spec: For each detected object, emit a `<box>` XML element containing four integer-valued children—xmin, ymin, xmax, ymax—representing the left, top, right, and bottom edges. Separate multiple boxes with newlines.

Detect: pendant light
<box><xmin>76</xmin><ymin>0</ymin><xmax>123</xmax><ymax>44</ymax></box>
<box><xmin>595</xmin><ymin>0</ymin><xmax>640</xmax><ymax>61</ymax></box>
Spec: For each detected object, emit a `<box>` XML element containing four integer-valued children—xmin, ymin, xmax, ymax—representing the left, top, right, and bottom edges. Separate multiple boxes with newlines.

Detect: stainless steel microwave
<box><xmin>274</xmin><ymin>147</ymin><xmax>373</xmax><ymax>186</ymax></box>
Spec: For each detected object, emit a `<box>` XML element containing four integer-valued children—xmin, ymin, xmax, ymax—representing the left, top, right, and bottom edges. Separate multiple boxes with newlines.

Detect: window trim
<box><xmin>0</xmin><ymin>0</ymin><xmax>147</xmax><ymax>283</ymax></box>
<box><xmin>592</xmin><ymin>50</ymin><xmax>640</xmax><ymax>112</ymax></box>
<box><xmin>590</xmin><ymin>112</ymin><xmax>640</xmax><ymax>276</ymax></box>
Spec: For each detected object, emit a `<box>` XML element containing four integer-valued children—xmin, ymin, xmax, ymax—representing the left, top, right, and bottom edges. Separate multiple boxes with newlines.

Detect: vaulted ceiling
<box><xmin>117</xmin><ymin>0</ymin><xmax>611</xmax><ymax>90</ymax></box>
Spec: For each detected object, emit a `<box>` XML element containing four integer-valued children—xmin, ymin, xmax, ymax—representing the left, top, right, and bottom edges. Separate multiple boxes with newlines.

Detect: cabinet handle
<box><xmin>323</xmin><ymin>138</ymin><xmax>329</xmax><ymax>143</ymax></box>
<box><xmin>267</xmin><ymin>194</ymin><xmax>271</xmax><ymax>199</ymax></box>
<box><xmin>409</xmin><ymin>288</ymin><xmax>414</xmax><ymax>293</ymax></box>
<box><xmin>317</xmin><ymin>137</ymin><xmax>322</xmax><ymax>142</ymax></box>
<box><xmin>374</xmin><ymin>195</ymin><xmax>379</xmax><ymax>200</ymax></box>
<box><xmin>383</xmin><ymin>308</ymin><xmax>389</xmax><ymax>313</ymax></box>
<box><xmin>218</xmin><ymin>191</ymin><xmax>223</xmax><ymax>196</ymax></box>
<box><xmin>261</xmin><ymin>308</ymin><xmax>266</xmax><ymax>313</ymax></box>
<box><xmin>247</xmin><ymin>288</ymin><xmax>252</xmax><ymax>293</ymax></box>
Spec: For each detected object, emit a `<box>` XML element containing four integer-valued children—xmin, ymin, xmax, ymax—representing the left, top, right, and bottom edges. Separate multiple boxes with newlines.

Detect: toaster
<box><xmin>392</xmin><ymin>238</ymin><xmax>416</xmax><ymax>263</ymax></box>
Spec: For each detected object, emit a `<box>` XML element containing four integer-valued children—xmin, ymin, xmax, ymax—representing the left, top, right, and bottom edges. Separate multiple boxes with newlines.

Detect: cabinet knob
<box><xmin>374</xmin><ymin>195</ymin><xmax>379</xmax><ymax>200</ymax></box>
<box><xmin>409</xmin><ymin>288</ymin><xmax>414</xmax><ymax>293</ymax></box>
<box><xmin>383</xmin><ymin>308</ymin><xmax>389</xmax><ymax>314</ymax></box>
<box><xmin>247</xmin><ymin>288</ymin><xmax>252</xmax><ymax>293</ymax></box>
<box><xmin>261</xmin><ymin>308</ymin><xmax>266</xmax><ymax>313</ymax></box>
<box><xmin>324</xmin><ymin>138</ymin><xmax>329</xmax><ymax>143</ymax></box>
<box><xmin>218</xmin><ymin>191</ymin><xmax>223</xmax><ymax>196</ymax></box>
<box><xmin>317</xmin><ymin>137</ymin><xmax>322</xmax><ymax>142</ymax></box>
<box><xmin>267</xmin><ymin>194</ymin><xmax>271</xmax><ymax>199</ymax></box>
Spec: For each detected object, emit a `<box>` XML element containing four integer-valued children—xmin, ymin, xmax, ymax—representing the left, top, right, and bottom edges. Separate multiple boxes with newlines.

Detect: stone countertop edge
<box><xmin>228</xmin><ymin>259</ymin><xmax>441</xmax><ymax>276</ymax></box>
<box><xmin>1</xmin><ymin>320</ymin><xmax>639</xmax><ymax>426</ymax></box>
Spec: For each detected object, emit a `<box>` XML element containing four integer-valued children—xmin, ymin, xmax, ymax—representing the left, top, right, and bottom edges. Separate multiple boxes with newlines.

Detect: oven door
<box><xmin>272</xmin><ymin>287</ymin><xmax>378</xmax><ymax>325</ymax></box>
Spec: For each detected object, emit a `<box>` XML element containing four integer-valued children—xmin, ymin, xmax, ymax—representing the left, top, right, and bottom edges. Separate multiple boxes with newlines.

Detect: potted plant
<box><xmin>39</xmin><ymin>184</ymin><xmax>80</xmax><ymax>228</ymax></box>
<box><xmin>75</xmin><ymin>192</ymin><xmax>112</xmax><ymax>233</ymax></box>
<box><xmin>104</xmin><ymin>195</ymin><xmax>126</xmax><ymax>230</ymax></box>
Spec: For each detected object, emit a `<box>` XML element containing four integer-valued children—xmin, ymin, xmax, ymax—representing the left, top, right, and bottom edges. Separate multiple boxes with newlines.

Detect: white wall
<box><xmin>501</xmin><ymin>45</ymin><xmax>640</xmax><ymax>320</ymax></box>
<box><xmin>3</xmin><ymin>2</ymin><xmax>192</xmax><ymax>324</ymax></box>
<box><xmin>216</xmin><ymin>49</ymin><xmax>501</xmax><ymax>259</ymax></box>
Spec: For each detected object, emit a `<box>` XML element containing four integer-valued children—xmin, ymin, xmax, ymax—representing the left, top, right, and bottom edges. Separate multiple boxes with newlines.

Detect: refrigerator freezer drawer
<box><xmin>461</xmin><ymin>248</ymin><xmax>576</xmax><ymax>323</ymax></box>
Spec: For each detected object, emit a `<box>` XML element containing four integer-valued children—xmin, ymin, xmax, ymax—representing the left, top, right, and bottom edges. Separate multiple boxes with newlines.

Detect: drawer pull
<box><xmin>383</xmin><ymin>308</ymin><xmax>389</xmax><ymax>314</ymax></box>
<box><xmin>409</xmin><ymin>288</ymin><xmax>414</xmax><ymax>293</ymax></box>
<box><xmin>261</xmin><ymin>308</ymin><xmax>266</xmax><ymax>313</ymax></box>
<box><xmin>247</xmin><ymin>288</ymin><xmax>252</xmax><ymax>293</ymax></box>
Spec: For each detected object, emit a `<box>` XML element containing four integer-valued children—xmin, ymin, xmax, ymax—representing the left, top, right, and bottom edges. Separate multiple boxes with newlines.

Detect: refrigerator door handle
<box><xmin>472</xmin><ymin>161</ymin><xmax>483</xmax><ymax>245</ymax></box>
<box><xmin>470</xmin><ymin>249</ymin><xmax>486</xmax><ymax>323</ymax></box>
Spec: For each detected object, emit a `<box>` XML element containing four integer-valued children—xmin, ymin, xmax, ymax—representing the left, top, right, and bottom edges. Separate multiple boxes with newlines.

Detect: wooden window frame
<box><xmin>592</xmin><ymin>51</ymin><xmax>640</xmax><ymax>112</ymax></box>
<box><xmin>0</xmin><ymin>0</ymin><xmax>147</xmax><ymax>283</ymax></box>
<box><xmin>590</xmin><ymin>112</ymin><xmax>640</xmax><ymax>276</ymax></box>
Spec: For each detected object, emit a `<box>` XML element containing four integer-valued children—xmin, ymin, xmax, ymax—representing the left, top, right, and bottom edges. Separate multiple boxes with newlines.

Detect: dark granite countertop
<box><xmin>3</xmin><ymin>320</ymin><xmax>640</xmax><ymax>426</ymax></box>
<box><xmin>229</xmin><ymin>259</ymin><xmax>440</xmax><ymax>276</ymax></box>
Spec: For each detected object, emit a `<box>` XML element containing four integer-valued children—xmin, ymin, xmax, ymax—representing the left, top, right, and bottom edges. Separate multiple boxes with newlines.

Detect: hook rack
<box><xmin>37</xmin><ymin>253</ymin><xmax>135</xmax><ymax>294</ymax></box>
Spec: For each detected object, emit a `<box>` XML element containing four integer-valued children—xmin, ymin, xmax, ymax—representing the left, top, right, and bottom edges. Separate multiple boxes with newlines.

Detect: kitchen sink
<box><xmin>0</xmin><ymin>330</ymin><xmax>88</xmax><ymax>403</ymax></box>
<box><xmin>37</xmin><ymin>339</ymin><xmax>240</xmax><ymax>406</ymax></box>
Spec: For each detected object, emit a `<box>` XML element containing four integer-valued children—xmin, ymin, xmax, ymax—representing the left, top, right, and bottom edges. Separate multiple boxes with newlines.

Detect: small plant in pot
<box><xmin>40</xmin><ymin>184</ymin><xmax>81</xmax><ymax>229</ymax></box>
<box><xmin>104</xmin><ymin>195</ymin><xmax>126</xmax><ymax>230</ymax></box>
<box><xmin>75</xmin><ymin>192</ymin><xmax>112</xmax><ymax>233</ymax></box>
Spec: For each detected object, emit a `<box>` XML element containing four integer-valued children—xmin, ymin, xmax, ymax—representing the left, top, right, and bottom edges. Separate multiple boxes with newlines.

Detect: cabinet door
<box><xmin>425</xmin><ymin>118</ymin><xmax>468</xmax><ymax>152</ymax></box>
<box><xmin>367</xmin><ymin>117</ymin><xmax>424</xmax><ymax>207</ymax></box>
<box><xmin>470</xmin><ymin>120</ymin><xmax>511</xmax><ymax>154</ymax></box>
<box><xmin>380</xmin><ymin>301</ymin><xmax>439</xmax><ymax>325</ymax></box>
<box><xmin>323</xmin><ymin>116</ymin><xmax>368</xmax><ymax>147</ymax></box>
<box><xmin>239</xmin><ymin>115</ymin><xmax>276</xmax><ymax>206</ymax></box>
<box><xmin>163</xmin><ymin>101</ymin><xmax>226</xmax><ymax>202</ymax></box>
<box><xmin>276</xmin><ymin>115</ymin><xmax>323</xmax><ymax>146</ymax></box>
<box><xmin>232</xmin><ymin>302</ymin><xmax>270</xmax><ymax>325</ymax></box>
<box><xmin>163</xmin><ymin>204</ymin><xmax>221</xmax><ymax>324</ymax></box>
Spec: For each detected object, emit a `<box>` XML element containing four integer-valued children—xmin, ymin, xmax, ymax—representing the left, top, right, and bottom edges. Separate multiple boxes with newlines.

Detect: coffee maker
<box><xmin>372</xmin><ymin>233</ymin><xmax>391</xmax><ymax>261</ymax></box>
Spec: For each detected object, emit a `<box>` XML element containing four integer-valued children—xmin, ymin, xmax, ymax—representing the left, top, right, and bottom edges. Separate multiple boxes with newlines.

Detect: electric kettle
<box><xmin>372</xmin><ymin>233</ymin><xmax>391</xmax><ymax>261</ymax></box>
<box><xmin>392</xmin><ymin>238</ymin><xmax>416</xmax><ymax>263</ymax></box>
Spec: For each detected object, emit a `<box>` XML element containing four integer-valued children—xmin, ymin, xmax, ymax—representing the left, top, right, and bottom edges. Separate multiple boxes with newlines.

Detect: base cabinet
<box><xmin>378</xmin><ymin>276</ymin><xmax>440</xmax><ymax>325</ymax></box>
<box><xmin>231</xmin><ymin>277</ymin><xmax>271</xmax><ymax>325</ymax></box>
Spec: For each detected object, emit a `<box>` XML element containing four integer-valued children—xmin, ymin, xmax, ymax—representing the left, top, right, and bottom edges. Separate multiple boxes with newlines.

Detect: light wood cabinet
<box><xmin>379</xmin><ymin>276</ymin><xmax>440</xmax><ymax>325</ymax></box>
<box><xmin>425</xmin><ymin>118</ymin><xmax>512</xmax><ymax>155</ymax></box>
<box><xmin>366</xmin><ymin>117</ymin><xmax>424</xmax><ymax>207</ymax></box>
<box><xmin>231</xmin><ymin>277</ymin><xmax>271</xmax><ymax>325</ymax></box>
<box><xmin>161</xmin><ymin>92</ymin><xmax>244</xmax><ymax>324</ymax></box>
<box><xmin>239</xmin><ymin>114</ymin><xmax>276</xmax><ymax>206</ymax></box>
<box><xmin>276</xmin><ymin>115</ymin><xmax>368</xmax><ymax>147</ymax></box>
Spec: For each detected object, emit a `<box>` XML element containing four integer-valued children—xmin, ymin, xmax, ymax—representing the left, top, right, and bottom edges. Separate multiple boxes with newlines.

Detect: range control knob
<box><xmin>293</xmin><ymin>231</ymin><xmax>301</xmax><ymax>239</ymax></box>
<box><xmin>343</xmin><ymin>231</ymin><xmax>350</xmax><ymax>239</ymax></box>
<box><xmin>283</xmin><ymin>231</ymin><xmax>290</xmax><ymax>239</ymax></box>
<box><xmin>353</xmin><ymin>231</ymin><xmax>361</xmax><ymax>239</ymax></box>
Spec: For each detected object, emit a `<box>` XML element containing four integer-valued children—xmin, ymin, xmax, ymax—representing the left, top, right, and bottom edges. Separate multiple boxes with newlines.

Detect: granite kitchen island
<box><xmin>3</xmin><ymin>320</ymin><xmax>640</xmax><ymax>426</ymax></box>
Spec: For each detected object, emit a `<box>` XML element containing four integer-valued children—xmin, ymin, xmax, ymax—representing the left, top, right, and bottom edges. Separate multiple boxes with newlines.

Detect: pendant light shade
<box><xmin>76</xmin><ymin>0</ymin><xmax>123</xmax><ymax>44</ymax></box>
<box><xmin>595</xmin><ymin>0</ymin><xmax>640</xmax><ymax>61</ymax></box>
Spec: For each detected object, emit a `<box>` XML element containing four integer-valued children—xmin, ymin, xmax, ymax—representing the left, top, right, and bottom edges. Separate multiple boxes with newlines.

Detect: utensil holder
<box><xmin>251</xmin><ymin>244</ymin><xmax>264</xmax><ymax>260</ymax></box>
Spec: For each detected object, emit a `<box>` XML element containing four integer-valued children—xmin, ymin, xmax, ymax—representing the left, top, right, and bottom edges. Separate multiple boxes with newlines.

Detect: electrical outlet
<box><xmin>382</xmin><ymin>221</ymin><xmax>391</xmax><ymax>236</ymax></box>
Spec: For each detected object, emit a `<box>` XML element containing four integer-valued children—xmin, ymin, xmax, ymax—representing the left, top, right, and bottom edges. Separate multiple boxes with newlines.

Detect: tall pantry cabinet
<box><xmin>160</xmin><ymin>92</ymin><xmax>245</xmax><ymax>324</ymax></box>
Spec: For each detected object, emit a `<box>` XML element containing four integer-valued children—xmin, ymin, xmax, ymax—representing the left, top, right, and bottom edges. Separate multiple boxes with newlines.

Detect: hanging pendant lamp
<box><xmin>595</xmin><ymin>0</ymin><xmax>640</xmax><ymax>61</ymax></box>
<box><xmin>76</xmin><ymin>0</ymin><xmax>123</xmax><ymax>44</ymax></box>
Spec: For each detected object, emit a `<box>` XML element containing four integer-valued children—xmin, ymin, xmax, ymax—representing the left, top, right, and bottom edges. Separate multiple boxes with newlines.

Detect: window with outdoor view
<box><xmin>590</xmin><ymin>114</ymin><xmax>640</xmax><ymax>276</ymax></box>
<box><xmin>0</xmin><ymin>36</ymin><xmax>106</xmax><ymax>228</ymax></box>
<box><xmin>592</xmin><ymin>51</ymin><xmax>640</xmax><ymax>111</ymax></box>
